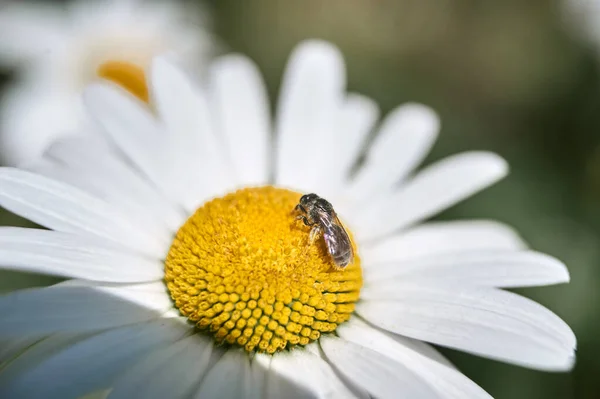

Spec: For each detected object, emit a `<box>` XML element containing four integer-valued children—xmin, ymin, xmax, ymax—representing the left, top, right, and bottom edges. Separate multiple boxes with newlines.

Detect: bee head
<box><xmin>299</xmin><ymin>193</ymin><xmax>319</xmax><ymax>207</ymax></box>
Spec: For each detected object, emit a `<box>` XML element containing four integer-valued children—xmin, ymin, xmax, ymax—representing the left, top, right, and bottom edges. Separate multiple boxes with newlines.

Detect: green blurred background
<box><xmin>2</xmin><ymin>0</ymin><xmax>599</xmax><ymax>398</ymax></box>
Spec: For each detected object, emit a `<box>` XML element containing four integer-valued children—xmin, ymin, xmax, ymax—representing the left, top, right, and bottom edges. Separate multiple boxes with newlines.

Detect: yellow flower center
<box><xmin>165</xmin><ymin>187</ymin><xmax>362</xmax><ymax>354</ymax></box>
<box><xmin>97</xmin><ymin>61</ymin><xmax>149</xmax><ymax>103</ymax></box>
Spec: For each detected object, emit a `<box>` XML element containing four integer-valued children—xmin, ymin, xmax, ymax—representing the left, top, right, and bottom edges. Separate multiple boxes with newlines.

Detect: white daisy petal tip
<box><xmin>533</xmin><ymin>252</ymin><xmax>571</xmax><ymax>285</ymax></box>
<box><xmin>432</xmin><ymin>150</ymin><xmax>510</xmax><ymax>190</ymax></box>
<box><xmin>210</xmin><ymin>52</ymin><xmax>258</xmax><ymax>75</ymax></box>
<box><xmin>291</xmin><ymin>39</ymin><xmax>346</xmax><ymax>68</ymax></box>
<box><xmin>345</xmin><ymin>93</ymin><xmax>381</xmax><ymax>130</ymax></box>
<box><xmin>475</xmin><ymin>219</ymin><xmax>528</xmax><ymax>249</ymax></box>
<box><xmin>391</xmin><ymin>102</ymin><xmax>441</xmax><ymax>137</ymax></box>
<box><xmin>354</xmin><ymin>150</ymin><xmax>511</xmax><ymax>240</ymax></box>
<box><xmin>523</xmin><ymin>336</ymin><xmax>577</xmax><ymax>372</ymax></box>
<box><xmin>343</xmin><ymin>101</ymin><xmax>442</xmax><ymax>203</ymax></box>
<box><xmin>464</xmin><ymin>150</ymin><xmax>510</xmax><ymax>182</ymax></box>
<box><xmin>551</xmin><ymin>348</ymin><xmax>577</xmax><ymax>372</ymax></box>
<box><xmin>209</xmin><ymin>53</ymin><xmax>263</xmax><ymax>92</ymax></box>
<box><xmin>285</xmin><ymin>38</ymin><xmax>347</xmax><ymax>93</ymax></box>
<box><xmin>284</xmin><ymin>38</ymin><xmax>347</xmax><ymax>97</ymax></box>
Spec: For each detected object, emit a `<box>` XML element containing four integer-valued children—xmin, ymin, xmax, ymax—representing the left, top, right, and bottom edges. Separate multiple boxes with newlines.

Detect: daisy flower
<box><xmin>0</xmin><ymin>40</ymin><xmax>575</xmax><ymax>398</ymax></box>
<box><xmin>0</xmin><ymin>0</ymin><xmax>213</xmax><ymax>166</ymax></box>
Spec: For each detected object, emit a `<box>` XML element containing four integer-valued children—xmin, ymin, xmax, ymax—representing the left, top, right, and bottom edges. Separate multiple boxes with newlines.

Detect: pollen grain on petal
<box><xmin>165</xmin><ymin>187</ymin><xmax>362</xmax><ymax>354</ymax></box>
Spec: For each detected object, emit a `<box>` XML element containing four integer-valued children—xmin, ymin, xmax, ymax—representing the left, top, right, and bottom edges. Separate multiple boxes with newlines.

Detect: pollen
<box><xmin>97</xmin><ymin>60</ymin><xmax>149</xmax><ymax>103</ymax></box>
<box><xmin>165</xmin><ymin>187</ymin><xmax>362</xmax><ymax>354</ymax></box>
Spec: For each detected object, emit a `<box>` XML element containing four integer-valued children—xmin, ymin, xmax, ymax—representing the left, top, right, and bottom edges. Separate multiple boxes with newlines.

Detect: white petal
<box><xmin>358</xmin><ymin>281</ymin><xmax>576</xmax><ymax>371</ymax></box>
<box><xmin>80</xmin><ymin>280</ymin><xmax>174</xmax><ymax>311</ymax></box>
<box><xmin>337</xmin><ymin>318</ymin><xmax>492</xmax><ymax>398</ymax></box>
<box><xmin>363</xmin><ymin>250</ymin><xmax>570</xmax><ymax>288</ymax></box>
<box><xmin>83</xmin><ymin>83</ymin><xmax>184</xmax><ymax>206</ymax></box>
<box><xmin>26</xmin><ymin>159</ymin><xmax>173</xmax><ymax>239</ymax></box>
<box><xmin>361</xmin><ymin>220</ymin><xmax>525</xmax><ymax>264</ymax></box>
<box><xmin>248</xmin><ymin>356</ymin><xmax>270</xmax><ymax>399</ymax></box>
<box><xmin>110</xmin><ymin>335</ymin><xmax>212</xmax><ymax>399</ymax></box>
<box><xmin>0</xmin><ymin>319</ymin><xmax>190</xmax><ymax>398</ymax></box>
<box><xmin>354</xmin><ymin>152</ymin><xmax>508</xmax><ymax>241</ymax></box>
<box><xmin>150</xmin><ymin>58</ymin><xmax>235</xmax><ymax>210</ymax></box>
<box><xmin>0</xmin><ymin>227</ymin><xmax>163</xmax><ymax>283</ymax></box>
<box><xmin>0</xmin><ymin>3</ymin><xmax>66</xmax><ymax>65</ymax></box>
<box><xmin>0</xmin><ymin>334</ymin><xmax>91</xmax><ymax>383</ymax></box>
<box><xmin>0</xmin><ymin>281</ymin><xmax>173</xmax><ymax>336</ymax></box>
<box><xmin>0</xmin><ymin>168</ymin><xmax>169</xmax><ymax>258</ymax></box>
<box><xmin>0</xmin><ymin>85</ymin><xmax>81</xmax><ymax>167</ymax></box>
<box><xmin>209</xmin><ymin>54</ymin><xmax>271</xmax><ymax>186</ymax></box>
<box><xmin>347</xmin><ymin>327</ymin><xmax>455</xmax><ymax>370</ymax></box>
<box><xmin>0</xmin><ymin>336</ymin><xmax>44</xmax><ymax>364</ymax></box>
<box><xmin>322</xmin><ymin>94</ymin><xmax>380</xmax><ymax>201</ymax></box>
<box><xmin>346</xmin><ymin>103</ymin><xmax>439</xmax><ymax>206</ymax></box>
<box><xmin>252</xmin><ymin>354</ymin><xmax>273</xmax><ymax>397</ymax></box>
<box><xmin>275</xmin><ymin>40</ymin><xmax>345</xmax><ymax>192</ymax></box>
<box><xmin>42</xmin><ymin>135</ymin><xmax>186</xmax><ymax>232</ymax></box>
<box><xmin>41</xmin><ymin>131</ymin><xmax>111</xmax><ymax>160</ymax></box>
<box><xmin>320</xmin><ymin>336</ymin><xmax>439</xmax><ymax>398</ymax></box>
<box><xmin>265</xmin><ymin>349</ymin><xmax>357</xmax><ymax>398</ymax></box>
<box><xmin>194</xmin><ymin>349</ymin><xmax>264</xmax><ymax>399</ymax></box>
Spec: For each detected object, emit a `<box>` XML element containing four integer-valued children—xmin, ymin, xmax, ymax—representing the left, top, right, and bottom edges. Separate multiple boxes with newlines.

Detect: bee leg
<box><xmin>308</xmin><ymin>226</ymin><xmax>321</xmax><ymax>245</ymax></box>
<box><xmin>296</xmin><ymin>215</ymin><xmax>316</xmax><ymax>227</ymax></box>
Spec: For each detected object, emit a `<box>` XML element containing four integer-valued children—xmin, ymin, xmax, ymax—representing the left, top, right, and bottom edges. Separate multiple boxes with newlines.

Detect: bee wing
<box><xmin>322</xmin><ymin>215</ymin><xmax>354</xmax><ymax>267</ymax></box>
<box><xmin>323</xmin><ymin>224</ymin><xmax>351</xmax><ymax>254</ymax></box>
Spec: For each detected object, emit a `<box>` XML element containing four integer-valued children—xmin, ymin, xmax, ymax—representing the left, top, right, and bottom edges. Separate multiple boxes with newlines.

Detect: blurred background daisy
<box><xmin>1</xmin><ymin>0</ymin><xmax>600</xmax><ymax>398</ymax></box>
<box><xmin>0</xmin><ymin>0</ymin><xmax>214</xmax><ymax>166</ymax></box>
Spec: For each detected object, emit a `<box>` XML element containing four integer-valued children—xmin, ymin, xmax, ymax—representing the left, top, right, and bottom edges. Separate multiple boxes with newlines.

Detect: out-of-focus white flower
<box><xmin>563</xmin><ymin>0</ymin><xmax>600</xmax><ymax>50</ymax></box>
<box><xmin>0</xmin><ymin>0</ymin><xmax>213</xmax><ymax>166</ymax></box>
<box><xmin>0</xmin><ymin>40</ymin><xmax>576</xmax><ymax>398</ymax></box>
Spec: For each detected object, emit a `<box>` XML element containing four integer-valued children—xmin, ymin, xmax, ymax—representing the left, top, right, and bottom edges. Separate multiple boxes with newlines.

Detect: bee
<box><xmin>294</xmin><ymin>193</ymin><xmax>354</xmax><ymax>269</ymax></box>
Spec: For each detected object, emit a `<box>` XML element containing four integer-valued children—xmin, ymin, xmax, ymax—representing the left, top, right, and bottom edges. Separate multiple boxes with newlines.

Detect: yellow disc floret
<box><xmin>165</xmin><ymin>187</ymin><xmax>362</xmax><ymax>354</ymax></box>
<box><xmin>97</xmin><ymin>60</ymin><xmax>149</xmax><ymax>103</ymax></box>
